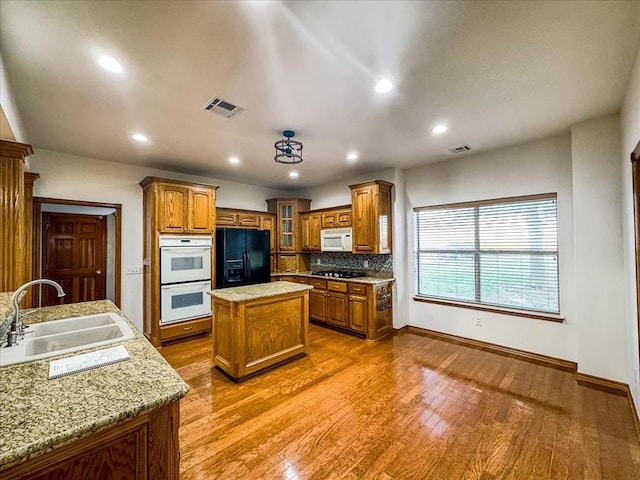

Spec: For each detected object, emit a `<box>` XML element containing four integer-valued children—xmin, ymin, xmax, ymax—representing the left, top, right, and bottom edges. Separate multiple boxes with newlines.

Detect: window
<box><xmin>414</xmin><ymin>194</ymin><xmax>559</xmax><ymax>314</ymax></box>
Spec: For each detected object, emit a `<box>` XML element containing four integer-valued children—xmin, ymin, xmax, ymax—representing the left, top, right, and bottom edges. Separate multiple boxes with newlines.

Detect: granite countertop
<box><xmin>0</xmin><ymin>299</ymin><xmax>189</xmax><ymax>470</ymax></box>
<box><xmin>209</xmin><ymin>281</ymin><xmax>313</xmax><ymax>303</ymax></box>
<box><xmin>272</xmin><ymin>271</ymin><xmax>395</xmax><ymax>285</ymax></box>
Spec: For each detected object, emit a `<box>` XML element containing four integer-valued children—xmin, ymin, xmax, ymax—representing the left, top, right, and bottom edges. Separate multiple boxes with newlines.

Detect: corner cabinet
<box><xmin>266</xmin><ymin>198</ymin><xmax>311</xmax><ymax>272</ymax></box>
<box><xmin>350</xmin><ymin>180</ymin><xmax>394</xmax><ymax>254</ymax></box>
<box><xmin>139</xmin><ymin>177</ymin><xmax>218</xmax><ymax>347</ymax></box>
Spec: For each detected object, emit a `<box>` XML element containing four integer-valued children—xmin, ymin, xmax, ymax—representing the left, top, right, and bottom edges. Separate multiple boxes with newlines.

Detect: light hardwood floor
<box><xmin>160</xmin><ymin>325</ymin><xmax>640</xmax><ymax>479</ymax></box>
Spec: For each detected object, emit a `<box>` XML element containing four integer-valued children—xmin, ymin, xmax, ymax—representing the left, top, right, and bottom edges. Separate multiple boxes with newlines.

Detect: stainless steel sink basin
<box><xmin>0</xmin><ymin>312</ymin><xmax>135</xmax><ymax>366</ymax></box>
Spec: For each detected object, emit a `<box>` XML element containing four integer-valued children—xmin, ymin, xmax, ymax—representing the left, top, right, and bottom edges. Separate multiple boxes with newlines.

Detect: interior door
<box><xmin>43</xmin><ymin>213</ymin><xmax>106</xmax><ymax>306</ymax></box>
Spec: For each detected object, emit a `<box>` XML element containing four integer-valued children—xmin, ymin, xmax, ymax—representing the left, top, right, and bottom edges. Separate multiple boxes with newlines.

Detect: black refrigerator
<box><xmin>215</xmin><ymin>228</ymin><xmax>271</xmax><ymax>288</ymax></box>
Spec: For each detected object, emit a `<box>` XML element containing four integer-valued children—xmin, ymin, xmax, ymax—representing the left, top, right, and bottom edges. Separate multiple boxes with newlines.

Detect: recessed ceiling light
<box><xmin>289</xmin><ymin>171</ymin><xmax>299</xmax><ymax>178</ymax></box>
<box><xmin>431</xmin><ymin>125</ymin><xmax>448</xmax><ymax>134</ymax></box>
<box><xmin>131</xmin><ymin>133</ymin><xmax>148</xmax><ymax>143</ymax></box>
<box><xmin>374</xmin><ymin>78</ymin><xmax>394</xmax><ymax>94</ymax></box>
<box><xmin>97</xmin><ymin>54</ymin><xmax>124</xmax><ymax>74</ymax></box>
<box><xmin>347</xmin><ymin>152</ymin><xmax>359</xmax><ymax>161</ymax></box>
<box><xmin>229</xmin><ymin>157</ymin><xmax>240</xmax><ymax>164</ymax></box>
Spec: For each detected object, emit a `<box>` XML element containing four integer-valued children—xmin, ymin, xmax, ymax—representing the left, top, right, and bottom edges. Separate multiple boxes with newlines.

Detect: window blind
<box><xmin>414</xmin><ymin>194</ymin><xmax>559</xmax><ymax>314</ymax></box>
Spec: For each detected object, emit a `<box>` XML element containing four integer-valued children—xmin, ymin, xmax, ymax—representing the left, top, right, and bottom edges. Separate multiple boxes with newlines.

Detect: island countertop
<box><xmin>208</xmin><ymin>280</ymin><xmax>313</xmax><ymax>303</ymax></box>
<box><xmin>0</xmin><ymin>299</ymin><xmax>189</xmax><ymax>470</ymax></box>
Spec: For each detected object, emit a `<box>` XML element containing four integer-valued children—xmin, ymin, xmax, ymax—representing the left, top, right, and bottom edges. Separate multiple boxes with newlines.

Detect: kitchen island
<box><xmin>209</xmin><ymin>281</ymin><xmax>313</xmax><ymax>381</ymax></box>
<box><xmin>0</xmin><ymin>298</ymin><xmax>188</xmax><ymax>479</ymax></box>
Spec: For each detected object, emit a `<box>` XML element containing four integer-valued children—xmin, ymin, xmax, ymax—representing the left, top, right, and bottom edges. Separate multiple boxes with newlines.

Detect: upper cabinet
<box><xmin>142</xmin><ymin>178</ymin><xmax>216</xmax><ymax>234</ymax></box>
<box><xmin>321</xmin><ymin>208</ymin><xmax>352</xmax><ymax>228</ymax></box>
<box><xmin>350</xmin><ymin>180</ymin><xmax>394</xmax><ymax>254</ymax></box>
<box><xmin>300</xmin><ymin>212</ymin><xmax>322</xmax><ymax>252</ymax></box>
<box><xmin>266</xmin><ymin>198</ymin><xmax>311</xmax><ymax>252</ymax></box>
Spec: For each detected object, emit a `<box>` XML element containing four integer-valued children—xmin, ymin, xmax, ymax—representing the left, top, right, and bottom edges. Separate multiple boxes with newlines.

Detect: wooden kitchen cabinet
<box><xmin>309</xmin><ymin>278</ymin><xmax>327</xmax><ymax>323</ymax></box>
<box><xmin>321</xmin><ymin>207</ymin><xmax>352</xmax><ymax>228</ymax></box>
<box><xmin>140</xmin><ymin>177</ymin><xmax>218</xmax><ymax>347</ymax></box>
<box><xmin>306</xmin><ymin>276</ymin><xmax>394</xmax><ymax>341</ymax></box>
<box><xmin>266</xmin><ymin>198</ymin><xmax>311</xmax><ymax>272</ymax></box>
<box><xmin>260</xmin><ymin>214</ymin><xmax>277</xmax><ymax>253</ymax></box>
<box><xmin>2</xmin><ymin>401</ymin><xmax>180</xmax><ymax>480</ymax></box>
<box><xmin>0</xmin><ymin>140</ymin><xmax>34</xmax><ymax>292</ymax></box>
<box><xmin>300</xmin><ymin>212</ymin><xmax>322</xmax><ymax>252</ymax></box>
<box><xmin>350</xmin><ymin>180</ymin><xmax>393</xmax><ymax>254</ymax></box>
<box><xmin>152</xmin><ymin>180</ymin><xmax>215</xmax><ymax>234</ymax></box>
<box><xmin>326</xmin><ymin>290</ymin><xmax>348</xmax><ymax>328</ymax></box>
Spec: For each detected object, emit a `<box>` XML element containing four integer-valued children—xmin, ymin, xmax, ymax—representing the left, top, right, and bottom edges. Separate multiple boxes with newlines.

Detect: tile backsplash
<box><xmin>310</xmin><ymin>253</ymin><xmax>393</xmax><ymax>276</ymax></box>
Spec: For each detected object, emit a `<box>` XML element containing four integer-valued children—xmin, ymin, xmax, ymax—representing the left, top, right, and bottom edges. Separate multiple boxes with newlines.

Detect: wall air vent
<box><xmin>202</xmin><ymin>96</ymin><xmax>245</xmax><ymax>119</ymax></box>
<box><xmin>448</xmin><ymin>145</ymin><xmax>472</xmax><ymax>154</ymax></box>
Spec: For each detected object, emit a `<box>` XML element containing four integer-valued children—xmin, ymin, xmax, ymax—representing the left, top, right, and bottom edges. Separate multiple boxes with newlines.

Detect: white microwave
<box><xmin>320</xmin><ymin>228</ymin><xmax>353</xmax><ymax>252</ymax></box>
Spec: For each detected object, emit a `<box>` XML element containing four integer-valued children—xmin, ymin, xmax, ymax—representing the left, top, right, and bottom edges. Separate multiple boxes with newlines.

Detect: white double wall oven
<box><xmin>159</xmin><ymin>236</ymin><xmax>212</xmax><ymax>325</ymax></box>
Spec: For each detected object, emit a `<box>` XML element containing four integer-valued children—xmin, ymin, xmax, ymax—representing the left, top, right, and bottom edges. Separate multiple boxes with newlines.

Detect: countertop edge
<box><xmin>0</xmin><ymin>299</ymin><xmax>189</xmax><ymax>470</ymax></box>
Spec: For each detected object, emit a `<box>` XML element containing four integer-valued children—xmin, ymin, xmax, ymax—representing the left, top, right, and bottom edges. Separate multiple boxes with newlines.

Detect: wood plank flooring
<box><xmin>160</xmin><ymin>325</ymin><xmax>640</xmax><ymax>479</ymax></box>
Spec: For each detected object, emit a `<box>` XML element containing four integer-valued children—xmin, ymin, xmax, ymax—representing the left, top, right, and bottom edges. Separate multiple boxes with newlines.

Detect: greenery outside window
<box><xmin>414</xmin><ymin>194</ymin><xmax>559</xmax><ymax>314</ymax></box>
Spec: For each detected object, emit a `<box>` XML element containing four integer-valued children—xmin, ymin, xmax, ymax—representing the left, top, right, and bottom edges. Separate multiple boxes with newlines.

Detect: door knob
<box><xmin>96</xmin><ymin>270</ymin><xmax>102</xmax><ymax>275</ymax></box>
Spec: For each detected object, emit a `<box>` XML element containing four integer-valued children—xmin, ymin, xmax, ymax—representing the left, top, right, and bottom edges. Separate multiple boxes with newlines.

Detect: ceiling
<box><xmin>1</xmin><ymin>1</ymin><xmax>639</xmax><ymax>190</ymax></box>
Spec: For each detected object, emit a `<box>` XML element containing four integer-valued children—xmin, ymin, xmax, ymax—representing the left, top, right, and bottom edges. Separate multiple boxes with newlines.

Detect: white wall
<box><xmin>0</xmin><ymin>51</ymin><xmax>27</xmax><ymax>143</ymax></box>
<box><xmin>621</xmin><ymin>41</ymin><xmax>640</xmax><ymax>412</ymax></box>
<box><xmin>404</xmin><ymin>135</ymin><xmax>578</xmax><ymax>362</ymax></box>
<box><xmin>571</xmin><ymin>115</ymin><xmax>626</xmax><ymax>382</ymax></box>
<box><xmin>29</xmin><ymin>148</ymin><xmax>288</xmax><ymax>330</ymax></box>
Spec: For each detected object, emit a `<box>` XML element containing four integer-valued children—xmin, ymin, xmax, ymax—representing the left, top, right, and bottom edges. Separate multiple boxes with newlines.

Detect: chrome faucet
<box><xmin>2</xmin><ymin>279</ymin><xmax>66</xmax><ymax>347</ymax></box>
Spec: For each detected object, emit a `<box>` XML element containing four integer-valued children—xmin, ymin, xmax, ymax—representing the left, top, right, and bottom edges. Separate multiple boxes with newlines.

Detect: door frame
<box><xmin>632</xmin><ymin>140</ymin><xmax>640</xmax><ymax>371</ymax></box>
<box><xmin>33</xmin><ymin>197</ymin><xmax>122</xmax><ymax>308</ymax></box>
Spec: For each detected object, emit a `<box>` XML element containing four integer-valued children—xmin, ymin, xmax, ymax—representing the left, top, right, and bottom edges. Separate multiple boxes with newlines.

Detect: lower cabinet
<box><xmin>306</xmin><ymin>278</ymin><xmax>393</xmax><ymax>340</ymax></box>
<box><xmin>309</xmin><ymin>278</ymin><xmax>327</xmax><ymax>323</ymax></box>
<box><xmin>160</xmin><ymin>316</ymin><xmax>211</xmax><ymax>343</ymax></box>
<box><xmin>347</xmin><ymin>293</ymin><xmax>367</xmax><ymax>334</ymax></box>
<box><xmin>2</xmin><ymin>401</ymin><xmax>180</xmax><ymax>480</ymax></box>
<box><xmin>326</xmin><ymin>291</ymin><xmax>348</xmax><ymax>328</ymax></box>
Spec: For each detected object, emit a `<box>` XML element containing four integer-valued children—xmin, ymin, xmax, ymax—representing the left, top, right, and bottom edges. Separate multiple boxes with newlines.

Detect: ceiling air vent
<box><xmin>202</xmin><ymin>96</ymin><xmax>245</xmax><ymax>119</ymax></box>
<box><xmin>448</xmin><ymin>144</ymin><xmax>472</xmax><ymax>154</ymax></box>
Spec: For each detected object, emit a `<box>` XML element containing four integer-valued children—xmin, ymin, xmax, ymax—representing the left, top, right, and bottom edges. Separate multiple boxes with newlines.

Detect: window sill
<box><xmin>412</xmin><ymin>296</ymin><xmax>565</xmax><ymax>323</ymax></box>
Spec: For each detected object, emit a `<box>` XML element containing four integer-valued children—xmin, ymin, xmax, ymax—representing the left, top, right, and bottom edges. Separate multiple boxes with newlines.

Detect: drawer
<box><xmin>309</xmin><ymin>278</ymin><xmax>327</xmax><ymax>289</ymax></box>
<box><xmin>327</xmin><ymin>280</ymin><xmax>347</xmax><ymax>293</ymax></box>
<box><xmin>348</xmin><ymin>283</ymin><xmax>367</xmax><ymax>295</ymax></box>
<box><xmin>238</xmin><ymin>213</ymin><xmax>260</xmax><ymax>227</ymax></box>
<box><xmin>161</xmin><ymin>317</ymin><xmax>211</xmax><ymax>341</ymax></box>
<box><xmin>216</xmin><ymin>210</ymin><xmax>237</xmax><ymax>226</ymax></box>
<box><xmin>291</xmin><ymin>277</ymin><xmax>308</xmax><ymax>285</ymax></box>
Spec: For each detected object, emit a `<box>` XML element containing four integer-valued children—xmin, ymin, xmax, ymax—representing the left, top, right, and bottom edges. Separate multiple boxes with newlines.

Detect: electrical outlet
<box><xmin>126</xmin><ymin>267</ymin><xmax>143</xmax><ymax>275</ymax></box>
<box><xmin>364</xmin><ymin>260</ymin><xmax>369</xmax><ymax>268</ymax></box>
<box><xmin>475</xmin><ymin>317</ymin><xmax>482</xmax><ymax>326</ymax></box>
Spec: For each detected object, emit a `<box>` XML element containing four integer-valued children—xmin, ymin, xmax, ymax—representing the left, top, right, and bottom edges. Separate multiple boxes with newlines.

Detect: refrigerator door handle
<box><xmin>243</xmin><ymin>252</ymin><xmax>249</xmax><ymax>282</ymax></box>
<box><xmin>245</xmin><ymin>251</ymin><xmax>251</xmax><ymax>282</ymax></box>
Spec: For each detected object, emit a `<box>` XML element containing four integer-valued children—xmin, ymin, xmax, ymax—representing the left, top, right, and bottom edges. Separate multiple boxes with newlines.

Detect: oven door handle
<box><xmin>161</xmin><ymin>281</ymin><xmax>210</xmax><ymax>292</ymax></box>
<box><xmin>159</xmin><ymin>246</ymin><xmax>211</xmax><ymax>254</ymax></box>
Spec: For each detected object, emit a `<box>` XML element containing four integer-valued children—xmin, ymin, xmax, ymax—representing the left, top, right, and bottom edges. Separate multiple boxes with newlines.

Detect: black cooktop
<box><xmin>311</xmin><ymin>270</ymin><xmax>365</xmax><ymax>279</ymax></box>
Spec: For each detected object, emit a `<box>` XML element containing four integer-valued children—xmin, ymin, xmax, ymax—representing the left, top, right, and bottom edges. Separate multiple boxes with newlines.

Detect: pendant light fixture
<box><xmin>274</xmin><ymin>130</ymin><xmax>303</xmax><ymax>165</ymax></box>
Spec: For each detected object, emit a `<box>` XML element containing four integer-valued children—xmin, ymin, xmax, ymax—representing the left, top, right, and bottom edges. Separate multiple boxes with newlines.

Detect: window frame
<box><xmin>413</xmin><ymin>193</ymin><xmax>564</xmax><ymax>323</ymax></box>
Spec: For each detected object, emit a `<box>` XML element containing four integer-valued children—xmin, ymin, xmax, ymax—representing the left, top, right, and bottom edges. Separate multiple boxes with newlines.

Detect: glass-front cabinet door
<box><xmin>280</xmin><ymin>203</ymin><xmax>294</xmax><ymax>251</ymax></box>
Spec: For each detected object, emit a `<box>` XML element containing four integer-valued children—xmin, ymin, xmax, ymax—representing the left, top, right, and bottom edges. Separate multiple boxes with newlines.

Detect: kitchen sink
<box><xmin>0</xmin><ymin>312</ymin><xmax>135</xmax><ymax>366</ymax></box>
<box><xmin>30</xmin><ymin>314</ymin><xmax>118</xmax><ymax>337</ymax></box>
